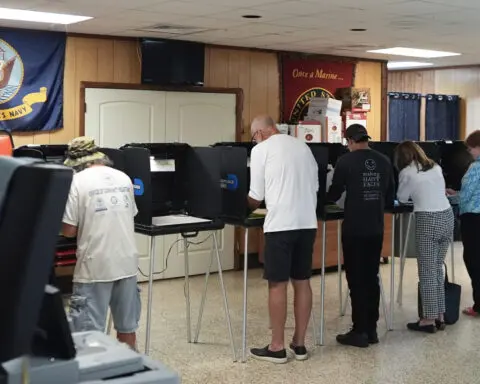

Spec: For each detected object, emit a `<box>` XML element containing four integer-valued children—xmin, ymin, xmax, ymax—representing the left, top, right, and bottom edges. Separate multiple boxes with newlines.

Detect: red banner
<box><xmin>282</xmin><ymin>58</ymin><xmax>355</xmax><ymax>123</ymax></box>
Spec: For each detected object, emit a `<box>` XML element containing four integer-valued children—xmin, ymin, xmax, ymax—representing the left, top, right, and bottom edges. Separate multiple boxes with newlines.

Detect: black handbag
<box><xmin>418</xmin><ymin>263</ymin><xmax>461</xmax><ymax>325</ymax></box>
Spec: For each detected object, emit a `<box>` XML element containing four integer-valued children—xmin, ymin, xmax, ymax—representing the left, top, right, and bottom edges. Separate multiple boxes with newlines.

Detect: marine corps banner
<box><xmin>282</xmin><ymin>57</ymin><xmax>356</xmax><ymax>123</ymax></box>
<box><xmin>0</xmin><ymin>28</ymin><xmax>65</xmax><ymax>131</ymax></box>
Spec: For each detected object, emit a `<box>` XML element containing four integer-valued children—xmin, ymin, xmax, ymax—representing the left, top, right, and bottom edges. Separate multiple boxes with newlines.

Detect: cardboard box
<box><xmin>343</xmin><ymin>111</ymin><xmax>368</xmax><ymax>129</ymax></box>
<box><xmin>336</xmin><ymin>87</ymin><xmax>371</xmax><ymax>112</ymax></box>
<box><xmin>308</xmin><ymin>97</ymin><xmax>342</xmax><ymax>116</ymax></box>
<box><xmin>343</xmin><ymin>111</ymin><xmax>368</xmax><ymax>143</ymax></box>
<box><xmin>301</xmin><ymin>115</ymin><xmax>343</xmax><ymax>143</ymax></box>
<box><xmin>295</xmin><ymin>122</ymin><xmax>322</xmax><ymax>143</ymax></box>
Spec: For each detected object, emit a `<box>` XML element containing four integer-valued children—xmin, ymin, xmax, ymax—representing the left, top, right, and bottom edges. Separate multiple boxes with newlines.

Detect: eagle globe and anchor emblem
<box><xmin>0</xmin><ymin>39</ymin><xmax>47</xmax><ymax>121</ymax></box>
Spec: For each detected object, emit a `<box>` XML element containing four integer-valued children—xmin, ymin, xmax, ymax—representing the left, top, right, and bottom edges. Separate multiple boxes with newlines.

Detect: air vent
<box><xmin>136</xmin><ymin>24</ymin><xmax>211</xmax><ymax>35</ymax></box>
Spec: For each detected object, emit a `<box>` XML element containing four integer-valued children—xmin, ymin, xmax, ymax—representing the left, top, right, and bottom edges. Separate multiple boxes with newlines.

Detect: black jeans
<box><xmin>342</xmin><ymin>233</ymin><xmax>384</xmax><ymax>333</ymax></box>
<box><xmin>460</xmin><ymin>213</ymin><xmax>480</xmax><ymax>312</ymax></box>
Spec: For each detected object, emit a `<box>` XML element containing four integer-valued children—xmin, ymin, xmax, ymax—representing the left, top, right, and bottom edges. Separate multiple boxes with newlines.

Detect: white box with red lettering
<box><xmin>295</xmin><ymin>121</ymin><xmax>322</xmax><ymax>143</ymax></box>
<box><xmin>343</xmin><ymin>111</ymin><xmax>367</xmax><ymax>131</ymax></box>
<box><xmin>303</xmin><ymin>114</ymin><xmax>343</xmax><ymax>143</ymax></box>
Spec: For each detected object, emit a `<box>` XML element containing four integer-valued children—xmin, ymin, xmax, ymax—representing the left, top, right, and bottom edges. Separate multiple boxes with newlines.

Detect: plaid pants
<box><xmin>415</xmin><ymin>208</ymin><xmax>454</xmax><ymax>319</ymax></box>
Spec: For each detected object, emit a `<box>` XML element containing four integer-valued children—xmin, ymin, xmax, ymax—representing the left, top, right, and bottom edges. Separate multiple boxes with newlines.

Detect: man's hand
<box><xmin>446</xmin><ymin>188</ymin><xmax>457</xmax><ymax>196</ymax></box>
<box><xmin>61</xmin><ymin>223</ymin><xmax>78</xmax><ymax>238</ymax></box>
<box><xmin>247</xmin><ymin>196</ymin><xmax>262</xmax><ymax>211</ymax></box>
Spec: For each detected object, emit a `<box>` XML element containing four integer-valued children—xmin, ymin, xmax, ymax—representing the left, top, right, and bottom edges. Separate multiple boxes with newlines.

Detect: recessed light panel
<box><xmin>387</xmin><ymin>61</ymin><xmax>434</xmax><ymax>70</ymax></box>
<box><xmin>368</xmin><ymin>47</ymin><xmax>461</xmax><ymax>58</ymax></box>
<box><xmin>0</xmin><ymin>8</ymin><xmax>92</xmax><ymax>25</ymax></box>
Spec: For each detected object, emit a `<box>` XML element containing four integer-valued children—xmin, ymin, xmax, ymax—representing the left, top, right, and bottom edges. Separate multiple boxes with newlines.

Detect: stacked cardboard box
<box><xmin>295</xmin><ymin>97</ymin><xmax>343</xmax><ymax>143</ymax></box>
<box><xmin>336</xmin><ymin>88</ymin><xmax>370</xmax><ymax>140</ymax></box>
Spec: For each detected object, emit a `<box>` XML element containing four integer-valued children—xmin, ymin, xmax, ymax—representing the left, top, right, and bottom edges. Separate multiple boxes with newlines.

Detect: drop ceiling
<box><xmin>1</xmin><ymin>0</ymin><xmax>480</xmax><ymax>67</ymax></box>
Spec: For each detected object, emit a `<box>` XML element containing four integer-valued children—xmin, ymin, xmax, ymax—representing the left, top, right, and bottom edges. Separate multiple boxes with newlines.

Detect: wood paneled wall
<box><xmin>204</xmin><ymin>46</ymin><xmax>280</xmax><ymax>140</ymax></box>
<box><xmin>204</xmin><ymin>46</ymin><xmax>384</xmax><ymax>253</ymax></box>
<box><xmin>12</xmin><ymin>36</ymin><xmax>141</xmax><ymax>147</ymax></box>
<box><xmin>355</xmin><ymin>61</ymin><xmax>383</xmax><ymax>140</ymax></box>
<box><xmin>388</xmin><ymin>67</ymin><xmax>480</xmax><ymax>139</ymax></box>
<box><xmin>11</xmin><ymin>37</ymin><xmax>384</xmax><ymax>256</ymax></box>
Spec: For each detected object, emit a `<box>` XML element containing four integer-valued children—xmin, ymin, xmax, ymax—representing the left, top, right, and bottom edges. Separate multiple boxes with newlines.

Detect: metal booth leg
<box><xmin>337</xmin><ymin>220</ymin><xmax>343</xmax><ymax>316</ymax></box>
<box><xmin>212</xmin><ymin>232</ymin><xmax>237</xmax><ymax>362</ymax></box>
<box><xmin>145</xmin><ymin>236</ymin><xmax>157</xmax><ymax>355</ymax></box>
<box><xmin>241</xmin><ymin>228</ymin><xmax>249</xmax><ymax>363</ymax></box>
<box><xmin>397</xmin><ymin>213</ymin><xmax>413</xmax><ymax>305</ymax></box>
<box><xmin>319</xmin><ymin>220</ymin><xmax>327</xmax><ymax>346</ymax></box>
<box><xmin>194</xmin><ymin>237</ymin><xmax>215</xmax><ymax>343</ymax></box>
<box><xmin>389</xmin><ymin>215</ymin><xmax>396</xmax><ymax>331</ymax></box>
<box><xmin>184</xmin><ymin>237</ymin><xmax>192</xmax><ymax>343</ymax></box>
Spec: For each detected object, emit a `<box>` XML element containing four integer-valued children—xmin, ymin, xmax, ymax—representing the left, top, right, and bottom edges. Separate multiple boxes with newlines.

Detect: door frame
<box><xmin>80</xmin><ymin>82</ymin><xmax>243</xmax><ymax>141</ymax></box>
<box><xmin>80</xmin><ymin>81</ymin><xmax>245</xmax><ymax>269</ymax></box>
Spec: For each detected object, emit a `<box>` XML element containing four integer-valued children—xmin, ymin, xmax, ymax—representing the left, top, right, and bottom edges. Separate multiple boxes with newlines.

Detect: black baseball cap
<box><xmin>345</xmin><ymin>124</ymin><xmax>371</xmax><ymax>141</ymax></box>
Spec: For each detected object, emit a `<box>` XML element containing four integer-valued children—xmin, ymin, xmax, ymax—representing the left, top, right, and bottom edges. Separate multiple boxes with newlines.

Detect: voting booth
<box><xmin>0</xmin><ymin>156</ymin><xmax>179</xmax><ymax>384</ymax></box>
<box><xmin>12</xmin><ymin>144</ymin><xmax>125</xmax><ymax>295</ymax></box>
<box><xmin>120</xmin><ymin>142</ymin><xmax>248</xmax><ymax>360</ymax></box>
<box><xmin>214</xmin><ymin>141</ymin><xmax>330</xmax><ymax>360</ymax></box>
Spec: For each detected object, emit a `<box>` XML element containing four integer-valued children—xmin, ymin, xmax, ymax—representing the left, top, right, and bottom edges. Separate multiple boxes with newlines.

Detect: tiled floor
<box><xmin>134</xmin><ymin>243</ymin><xmax>480</xmax><ymax>384</ymax></box>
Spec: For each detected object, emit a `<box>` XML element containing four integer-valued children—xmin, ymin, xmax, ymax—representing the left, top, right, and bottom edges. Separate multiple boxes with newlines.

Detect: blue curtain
<box><xmin>425</xmin><ymin>94</ymin><xmax>460</xmax><ymax>140</ymax></box>
<box><xmin>388</xmin><ymin>93</ymin><xmax>421</xmax><ymax>142</ymax></box>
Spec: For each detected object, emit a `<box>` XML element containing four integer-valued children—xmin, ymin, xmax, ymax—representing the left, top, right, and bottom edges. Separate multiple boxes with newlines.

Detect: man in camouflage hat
<box><xmin>62</xmin><ymin>136</ymin><xmax>140</xmax><ymax>350</ymax></box>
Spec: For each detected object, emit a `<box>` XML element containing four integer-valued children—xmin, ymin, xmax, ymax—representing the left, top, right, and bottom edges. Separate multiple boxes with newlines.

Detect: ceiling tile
<box><xmin>178</xmin><ymin>0</ymin><xmax>287</xmax><ymax>7</ymax></box>
<box><xmin>137</xmin><ymin>1</ymin><xmax>236</xmax><ymax>17</ymax></box>
<box><xmin>172</xmin><ymin>16</ymin><xmax>248</xmax><ymax>29</ymax></box>
<box><xmin>251</xmin><ymin>0</ymin><xmax>332</xmax><ymax>16</ymax></box>
<box><xmin>207</xmin><ymin>7</ymin><xmax>292</xmax><ymax>23</ymax></box>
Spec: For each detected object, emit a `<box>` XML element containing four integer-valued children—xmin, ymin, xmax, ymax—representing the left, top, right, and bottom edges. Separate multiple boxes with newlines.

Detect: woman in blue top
<box><xmin>447</xmin><ymin>130</ymin><xmax>480</xmax><ymax>316</ymax></box>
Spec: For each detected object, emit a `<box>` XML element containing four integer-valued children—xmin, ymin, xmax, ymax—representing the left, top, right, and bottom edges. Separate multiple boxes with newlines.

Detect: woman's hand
<box><xmin>446</xmin><ymin>188</ymin><xmax>457</xmax><ymax>196</ymax></box>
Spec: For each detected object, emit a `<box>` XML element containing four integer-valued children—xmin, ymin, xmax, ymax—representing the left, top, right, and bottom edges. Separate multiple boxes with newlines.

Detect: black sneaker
<box><xmin>289</xmin><ymin>343</ymin><xmax>308</xmax><ymax>361</ymax></box>
<box><xmin>407</xmin><ymin>321</ymin><xmax>436</xmax><ymax>334</ymax></box>
<box><xmin>435</xmin><ymin>320</ymin><xmax>446</xmax><ymax>331</ymax></box>
<box><xmin>367</xmin><ymin>331</ymin><xmax>379</xmax><ymax>344</ymax></box>
<box><xmin>336</xmin><ymin>330</ymin><xmax>369</xmax><ymax>348</ymax></box>
<box><xmin>250</xmin><ymin>345</ymin><xmax>287</xmax><ymax>364</ymax></box>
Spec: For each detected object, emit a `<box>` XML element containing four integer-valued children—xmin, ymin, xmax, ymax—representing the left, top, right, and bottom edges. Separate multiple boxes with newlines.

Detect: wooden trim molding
<box><xmin>79</xmin><ymin>81</ymin><xmax>244</xmax><ymax>141</ymax></box>
<box><xmin>381</xmin><ymin>61</ymin><xmax>388</xmax><ymax>141</ymax></box>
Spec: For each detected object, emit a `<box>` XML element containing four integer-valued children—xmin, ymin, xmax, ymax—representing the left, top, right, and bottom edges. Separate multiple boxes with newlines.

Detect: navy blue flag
<box><xmin>0</xmin><ymin>29</ymin><xmax>65</xmax><ymax>132</ymax></box>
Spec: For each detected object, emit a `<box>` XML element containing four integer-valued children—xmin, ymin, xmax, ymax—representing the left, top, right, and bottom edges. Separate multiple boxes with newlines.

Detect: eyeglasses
<box><xmin>251</xmin><ymin>130</ymin><xmax>259</xmax><ymax>143</ymax></box>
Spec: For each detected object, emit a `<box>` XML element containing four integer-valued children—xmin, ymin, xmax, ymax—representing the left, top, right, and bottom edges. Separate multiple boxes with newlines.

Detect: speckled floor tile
<box><xmin>127</xmin><ymin>243</ymin><xmax>480</xmax><ymax>384</ymax></box>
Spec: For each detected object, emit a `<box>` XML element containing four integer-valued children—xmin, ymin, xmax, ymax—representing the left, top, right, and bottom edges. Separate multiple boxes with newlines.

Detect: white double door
<box><xmin>84</xmin><ymin>88</ymin><xmax>236</xmax><ymax>281</ymax></box>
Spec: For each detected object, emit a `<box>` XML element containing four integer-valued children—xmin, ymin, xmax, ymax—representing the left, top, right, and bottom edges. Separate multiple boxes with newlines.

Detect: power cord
<box><xmin>137</xmin><ymin>233</ymin><xmax>214</xmax><ymax>278</ymax></box>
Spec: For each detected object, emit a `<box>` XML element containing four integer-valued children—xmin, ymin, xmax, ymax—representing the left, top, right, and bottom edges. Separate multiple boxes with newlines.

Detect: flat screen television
<box><xmin>141</xmin><ymin>39</ymin><xmax>205</xmax><ymax>86</ymax></box>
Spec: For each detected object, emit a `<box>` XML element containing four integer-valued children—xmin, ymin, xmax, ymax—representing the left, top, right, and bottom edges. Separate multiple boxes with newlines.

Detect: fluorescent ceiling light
<box><xmin>368</xmin><ymin>47</ymin><xmax>461</xmax><ymax>58</ymax></box>
<box><xmin>0</xmin><ymin>7</ymin><xmax>92</xmax><ymax>25</ymax></box>
<box><xmin>387</xmin><ymin>61</ymin><xmax>434</xmax><ymax>70</ymax></box>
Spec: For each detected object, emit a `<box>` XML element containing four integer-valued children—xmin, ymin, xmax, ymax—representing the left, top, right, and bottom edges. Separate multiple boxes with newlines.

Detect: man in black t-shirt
<box><xmin>328</xmin><ymin>124</ymin><xmax>395</xmax><ymax>348</ymax></box>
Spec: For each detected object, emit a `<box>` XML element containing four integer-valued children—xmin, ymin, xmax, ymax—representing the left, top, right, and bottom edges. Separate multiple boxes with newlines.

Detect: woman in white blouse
<box><xmin>395</xmin><ymin>141</ymin><xmax>454</xmax><ymax>333</ymax></box>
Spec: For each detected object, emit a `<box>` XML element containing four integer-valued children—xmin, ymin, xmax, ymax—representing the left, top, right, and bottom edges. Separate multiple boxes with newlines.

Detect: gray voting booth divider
<box><xmin>0</xmin><ymin>156</ymin><xmax>180</xmax><ymax>384</ymax></box>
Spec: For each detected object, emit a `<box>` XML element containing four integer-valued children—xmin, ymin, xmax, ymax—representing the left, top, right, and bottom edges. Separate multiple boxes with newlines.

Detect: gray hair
<box><xmin>73</xmin><ymin>156</ymin><xmax>113</xmax><ymax>173</ymax></box>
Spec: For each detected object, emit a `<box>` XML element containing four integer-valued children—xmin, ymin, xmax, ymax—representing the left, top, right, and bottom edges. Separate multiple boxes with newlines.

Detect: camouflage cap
<box><xmin>64</xmin><ymin>136</ymin><xmax>105</xmax><ymax>168</ymax></box>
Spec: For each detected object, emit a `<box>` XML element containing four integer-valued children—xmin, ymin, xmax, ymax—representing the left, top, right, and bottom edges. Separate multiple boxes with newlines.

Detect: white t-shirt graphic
<box><xmin>249</xmin><ymin>134</ymin><xmax>319</xmax><ymax>233</ymax></box>
<box><xmin>63</xmin><ymin>166</ymin><xmax>138</xmax><ymax>283</ymax></box>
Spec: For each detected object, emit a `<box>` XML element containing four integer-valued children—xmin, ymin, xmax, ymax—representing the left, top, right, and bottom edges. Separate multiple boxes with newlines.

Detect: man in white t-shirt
<box><xmin>248</xmin><ymin>116</ymin><xmax>318</xmax><ymax>364</ymax></box>
<box><xmin>61</xmin><ymin>137</ymin><xmax>140</xmax><ymax>350</ymax></box>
